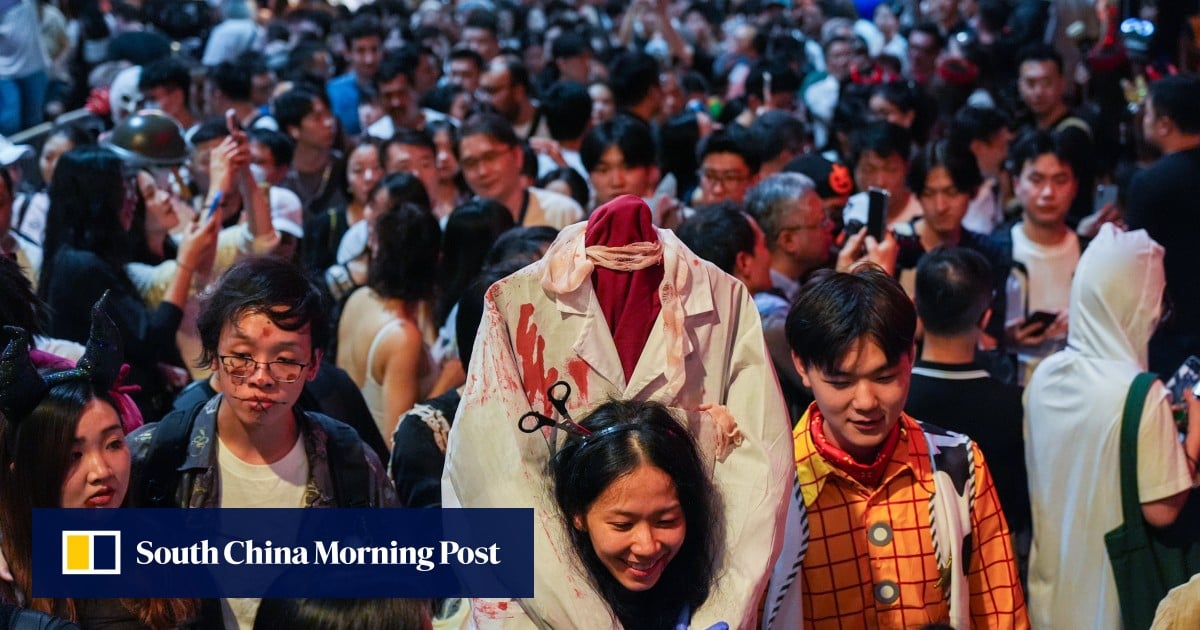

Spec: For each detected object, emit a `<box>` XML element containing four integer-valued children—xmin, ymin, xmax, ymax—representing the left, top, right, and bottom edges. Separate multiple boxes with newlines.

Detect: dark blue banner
<box><xmin>33</xmin><ymin>509</ymin><xmax>533</xmax><ymax>598</ymax></box>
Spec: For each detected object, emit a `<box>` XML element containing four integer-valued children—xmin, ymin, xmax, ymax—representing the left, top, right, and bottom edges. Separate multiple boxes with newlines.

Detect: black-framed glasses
<box><xmin>698</xmin><ymin>169</ymin><xmax>750</xmax><ymax>187</ymax></box>
<box><xmin>779</xmin><ymin>217</ymin><xmax>835</xmax><ymax>233</ymax></box>
<box><xmin>218</xmin><ymin>355</ymin><xmax>308</xmax><ymax>383</ymax></box>
<box><xmin>460</xmin><ymin>148</ymin><xmax>511</xmax><ymax>173</ymax></box>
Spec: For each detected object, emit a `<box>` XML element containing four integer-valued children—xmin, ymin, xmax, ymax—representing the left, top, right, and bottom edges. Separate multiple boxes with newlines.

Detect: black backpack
<box><xmin>138</xmin><ymin>400</ymin><xmax>371</xmax><ymax>508</ymax></box>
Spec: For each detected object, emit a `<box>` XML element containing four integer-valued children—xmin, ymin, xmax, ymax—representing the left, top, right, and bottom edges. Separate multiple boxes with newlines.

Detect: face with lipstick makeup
<box><xmin>0</xmin><ymin>339</ymin><xmax>201</xmax><ymax>625</ymax></box>
<box><xmin>60</xmin><ymin>399</ymin><xmax>130</xmax><ymax>509</ymax></box>
<box><xmin>0</xmin><ymin>382</ymin><xmax>134</xmax><ymax>611</ymax></box>
<box><xmin>0</xmin><ymin>381</ymin><xmax>131</xmax><ymax>511</ymax></box>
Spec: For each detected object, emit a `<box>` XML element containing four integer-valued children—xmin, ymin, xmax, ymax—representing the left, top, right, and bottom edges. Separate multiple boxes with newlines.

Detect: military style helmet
<box><xmin>102</xmin><ymin>109</ymin><xmax>192</xmax><ymax>167</ymax></box>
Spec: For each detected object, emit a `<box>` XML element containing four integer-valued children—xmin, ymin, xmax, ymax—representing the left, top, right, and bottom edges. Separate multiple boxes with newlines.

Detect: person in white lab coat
<box><xmin>443</xmin><ymin>195</ymin><xmax>793</xmax><ymax>628</ymax></box>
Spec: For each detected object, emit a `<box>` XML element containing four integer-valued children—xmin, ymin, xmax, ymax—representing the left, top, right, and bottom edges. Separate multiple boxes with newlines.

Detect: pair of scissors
<box><xmin>518</xmin><ymin>381</ymin><xmax>592</xmax><ymax>457</ymax></box>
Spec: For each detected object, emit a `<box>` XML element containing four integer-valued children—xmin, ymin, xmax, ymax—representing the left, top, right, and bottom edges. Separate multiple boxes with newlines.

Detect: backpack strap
<box><xmin>13</xmin><ymin>193</ymin><xmax>35</xmax><ymax>240</ymax></box>
<box><xmin>140</xmin><ymin>400</ymin><xmax>205</xmax><ymax>508</ymax></box>
<box><xmin>308</xmin><ymin>411</ymin><xmax>371</xmax><ymax>508</ymax></box>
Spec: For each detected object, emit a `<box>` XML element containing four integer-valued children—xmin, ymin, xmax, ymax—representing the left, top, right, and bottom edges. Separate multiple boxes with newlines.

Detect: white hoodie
<box><xmin>1024</xmin><ymin>224</ymin><xmax>1192</xmax><ymax>629</ymax></box>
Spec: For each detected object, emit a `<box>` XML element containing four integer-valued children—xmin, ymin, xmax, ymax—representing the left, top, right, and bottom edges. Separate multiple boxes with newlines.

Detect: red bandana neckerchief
<box><xmin>809</xmin><ymin>407</ymin><xmax>902</xmax><ymax>487</ymax></box>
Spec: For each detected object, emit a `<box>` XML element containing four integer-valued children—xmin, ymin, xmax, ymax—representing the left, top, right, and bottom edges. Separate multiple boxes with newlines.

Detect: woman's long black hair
<box><xmin>38</xmin><ymin>146</ymin><xmax>135</xmax><ymax>300</ymax></box>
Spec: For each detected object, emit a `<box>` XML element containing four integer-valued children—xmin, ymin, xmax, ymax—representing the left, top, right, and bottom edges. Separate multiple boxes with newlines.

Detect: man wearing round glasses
<box><xmin>129</xmin><ymin>256</ymin><xmax>396</xmax><ymax>628</ymax></box>
<box><xmin>128</xmin><ymin>256</ymin><xmax>397</xmax><ymax>627</ymax></box>
<box><xmin>130</xmin><ymin>256</ymin><xmax>395</xmax><ymax>507</ymax></box>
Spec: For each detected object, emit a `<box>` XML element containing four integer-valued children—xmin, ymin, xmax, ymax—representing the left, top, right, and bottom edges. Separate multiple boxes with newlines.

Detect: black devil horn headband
<box><xmin>0</xmin><ymin>291</ymin><xmax>124</xmax><ymax>423</ymax></box>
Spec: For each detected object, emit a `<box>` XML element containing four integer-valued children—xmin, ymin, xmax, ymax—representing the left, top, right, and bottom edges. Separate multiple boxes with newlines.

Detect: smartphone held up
<box><xmin>866</xmin><ymin>188</ymin><xmax>889</xmax><ymax>242</ymax></box>
<box><xmin>1094</xmin><ymin>184</ymin><xmax>1118</xmax><ymax>213</ymax></box>
<box><xmin>1164</xmin><ymin>355</ymin><xmax>1200</xmax><ymax>432</ymax></box>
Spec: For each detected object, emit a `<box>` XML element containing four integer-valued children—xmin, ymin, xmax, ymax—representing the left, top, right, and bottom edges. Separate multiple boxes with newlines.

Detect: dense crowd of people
<box><xmin>2</xmin><ymin>0</ymin><xmax>1200</xmax><ymax>627</ymax></box>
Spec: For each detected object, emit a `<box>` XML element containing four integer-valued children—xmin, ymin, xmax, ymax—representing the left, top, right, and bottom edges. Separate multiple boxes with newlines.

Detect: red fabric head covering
<box><xmin>584</xmin><ymin>195</ymin><xmax>664</xmax><ymax>381</ymax></box>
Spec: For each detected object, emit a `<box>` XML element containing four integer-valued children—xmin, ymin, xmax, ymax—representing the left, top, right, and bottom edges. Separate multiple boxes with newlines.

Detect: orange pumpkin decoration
<box><xmin>828</xmin><ymin>163</ymin><xmax>854</xmax><ymax>196</ymax></box>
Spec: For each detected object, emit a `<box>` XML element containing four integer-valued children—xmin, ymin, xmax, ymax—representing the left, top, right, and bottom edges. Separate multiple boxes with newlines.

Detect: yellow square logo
<box><xmin>61</xmin><ymin>531</ymin><xmax>120</xmax><ymax>575</ymax></box>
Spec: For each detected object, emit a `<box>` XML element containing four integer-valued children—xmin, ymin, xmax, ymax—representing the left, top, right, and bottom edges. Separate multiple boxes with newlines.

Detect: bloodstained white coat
<box><xmin>443</xmin><ymin>223</ymin><xmax>793</xmax><ymax>628</ymax></box>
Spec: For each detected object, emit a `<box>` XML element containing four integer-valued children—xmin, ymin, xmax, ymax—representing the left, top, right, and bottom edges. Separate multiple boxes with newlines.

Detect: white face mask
<box><xmin>109</xmin><ymin>66</ymin><xmax>145</xmax><ymax>125</ymax></box>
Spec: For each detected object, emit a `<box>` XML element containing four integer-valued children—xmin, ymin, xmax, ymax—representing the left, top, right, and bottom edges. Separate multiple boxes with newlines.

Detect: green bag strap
<box><xmin>1118</xmin><ymin>372</ymin><xmax>1158</xmax><ymax>528</ymax></box>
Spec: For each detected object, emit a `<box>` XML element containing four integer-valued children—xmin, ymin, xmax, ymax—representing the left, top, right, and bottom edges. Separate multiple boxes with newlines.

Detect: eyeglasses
<box><xmin>218</xmin><ymin>355</ymin><xmax>309</xmax><ymax>383</ymax></box>
<box><xmin>460</xmin><ymin>148</ymin><xmax>511</xmax><ymax>172</ymax></box>
<box><xmin>780</xmin><ymin>217</ymin><xmax>834</xmax><ymax>232</ymax></box>
<box><xmin>699</xmin><ymin>169</ymin><xmax>750</xmax><ymax>187</ymax></box>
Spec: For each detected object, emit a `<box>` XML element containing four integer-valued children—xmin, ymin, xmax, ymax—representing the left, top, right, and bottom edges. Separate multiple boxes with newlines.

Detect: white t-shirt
<box><xmin>536</xmin><ymin>149</ymin><xmax>588</xmax><ymax>184</ymax></box>
<box><xmin>217</xmin><ymin>433</ymin><xmax>308</xmax><ymax>507</ymax></box>
<box><xmin>537</xmin><ymin>148</ymin><xmax>592</xmax><ymax>207</ymax></box>
<box><xmin>217</xmin><ymin>434</ymin><xmax>308</xmax><ymax>630</ymax></box>
<box><xmin>1006</xmin><ymin>222</ymin><xmax>1080</xmax><ymax>322</ymax></box>
<box><xmin>1006</xmin><ymin>222</ymin><xmax>1080</xmax><ymax>383</ymax></box>
<box><xmin>535</xmin><ymin>150</ymin><xmax>592</xmax><ymax>211</ymax></box>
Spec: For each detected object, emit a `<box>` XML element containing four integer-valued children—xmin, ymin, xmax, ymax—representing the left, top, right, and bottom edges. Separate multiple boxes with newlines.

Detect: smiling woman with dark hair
<box><xmin>551</xmin><ymin>399</ymin><xmax>719</xmax><ymax>630</ymax></box>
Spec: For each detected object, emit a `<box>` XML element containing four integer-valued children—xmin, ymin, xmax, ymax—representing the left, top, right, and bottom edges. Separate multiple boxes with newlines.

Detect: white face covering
<box><xmin>109</xmin><ymin>66</ymin><xmax>145</xmax><ymax>126</ymax></box>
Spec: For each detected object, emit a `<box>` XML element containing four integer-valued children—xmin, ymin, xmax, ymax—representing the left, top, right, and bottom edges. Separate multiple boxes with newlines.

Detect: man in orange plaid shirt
<box><xmin>762</xmin><ymin>265</ymin><xmax>1029</xmax><ymax>629</ymax></box>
